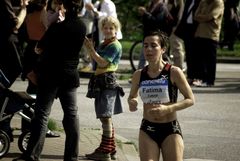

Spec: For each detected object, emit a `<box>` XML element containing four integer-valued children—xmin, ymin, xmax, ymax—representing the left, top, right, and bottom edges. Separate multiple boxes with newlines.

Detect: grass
<box><xmin>120</xmin><ymin>41</ymin><xmax>132</xmax><ymax>59</ymax></box>
<box><xmin>48</xmin><ymin>118</ymin><xmax>61</xmax><ymax>131</ymax></box>
<box><xmin>118</xmin><ymin>73</ymin><xmax>132</xmax><ymax>80</ymax></box>
<box><xmin>121</xmin><ymin>40</ymin><xmax>240</xmax><ymax>59</ymax></box>
<box><xmin>217</xmin><ymin>41</ymin><xmax>240</xmax><ymax>57</ymax></box>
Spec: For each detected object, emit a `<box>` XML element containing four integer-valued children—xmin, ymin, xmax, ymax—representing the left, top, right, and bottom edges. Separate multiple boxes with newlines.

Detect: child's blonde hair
<box><xmin>99</xmin><ymin>16</ymin><xmax>121</xmax><ymax>32</ymax></box>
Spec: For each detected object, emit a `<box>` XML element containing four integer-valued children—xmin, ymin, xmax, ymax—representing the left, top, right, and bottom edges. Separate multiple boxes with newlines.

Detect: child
<box><xmin>84</xmin><ymin>16</ymin><xmax>124</xmax><ymax>161</ymax></box>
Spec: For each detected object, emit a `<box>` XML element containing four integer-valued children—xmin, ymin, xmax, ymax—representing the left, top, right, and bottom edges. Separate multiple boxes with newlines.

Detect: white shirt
<box><xmin>94</xmin><ymin>0</ymin><xmax>117</xmax><ymax>19</ymax></box>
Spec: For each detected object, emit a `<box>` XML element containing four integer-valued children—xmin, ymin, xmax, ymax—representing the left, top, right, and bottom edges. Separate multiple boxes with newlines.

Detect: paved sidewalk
<box><xmin>1</xmin><ymin>116</ymin><xmax>139</xmax><ymax>161</ymax></box>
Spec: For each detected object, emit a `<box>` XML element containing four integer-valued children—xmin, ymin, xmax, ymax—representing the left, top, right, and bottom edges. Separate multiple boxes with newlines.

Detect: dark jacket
<box><xmin>141</xmin><ymin>2</ymin><xmax>172</xmax><ymax>36</ymax></box>
<box><xmin>0</xmin><ymin>0</ymin><xmax>18</xmax><ymax>40</ymax></box>
<box><xmin>36</xmin><ymin>13</ymin><xmax>86</xmax><ymax>88</ymax></box>
<box><xmin>0</xmin><ymin>0</ymin><xmax>23</xmax><ymax>87</ymax></box>
<box><xmin>174</xmin><ymin>0</ymin><xmax>201</xmax><ymax>40</ymax></box>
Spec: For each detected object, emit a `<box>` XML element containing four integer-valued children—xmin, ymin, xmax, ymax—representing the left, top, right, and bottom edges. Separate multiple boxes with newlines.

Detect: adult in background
<box><xmin>220</xmin><ymin>0</ymin><xmax>240</xmax><ymax>51</ymax></box>
<box><xmin>78</xmin><ymin>0</ymin><xmax>94</xmax><ymax>72</ymax></box>
<box><xmin>0</xmin><ymin>0</ymin><xmax>29</xmax><ymax>87</ymax></box>
<box><xmin>20</xmin><ymin>0</ymin><xmax>61</xmax><ymax>138</ymax></box>
<box><xmin>192</xmin><ymin>0</ymin><xmax>224</xmax><ymax>87</ymax></box>
<box><xmin>0</xmin><ymin>0</ymin><xmax>29</xmax><ymax>142</ymax></box>
<box><xmin>174</xmin><ymin>0</ymin><xmax>201</xmax><ymax>85</ymax></box>
<box><xmin>13</xmin><ymin>0</ymin><xmax>86</xmax><ymax>160</ymax></box>
<box><xmin>168</xmin><ymin>0</ymin><xmax>185</xmax><ymax>70</ymax></box>
<box><xmin>79</xmin><ymin>0</ymin><xmax>94</xmax><ymax>35</ymax></box>
<box><xmin>21</xmin><ymin>0</ymin><xmax>48</xmax><ymax>94</ymax></box>
<box><xmin>128</xmin><ymin>30</ymin><xmax>195</xmax><ymax>161</ymax></box>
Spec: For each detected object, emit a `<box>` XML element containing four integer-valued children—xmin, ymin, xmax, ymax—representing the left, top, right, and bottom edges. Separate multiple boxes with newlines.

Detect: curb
<box><xmin>217</xmin><ymin>56</ymin><xmax>240</xmax><ymax>63</ymax></box>
<box><xmin>115</xmin><ymin>134</ymin><xmax>139</xmax><ymax>161</ymax></box>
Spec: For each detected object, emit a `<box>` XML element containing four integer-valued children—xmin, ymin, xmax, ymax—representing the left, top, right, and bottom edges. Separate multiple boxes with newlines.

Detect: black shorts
<box><xmin>140</xmin><ymin>119</ymin><xmax>182</xmax><ymax>147</ymax></box>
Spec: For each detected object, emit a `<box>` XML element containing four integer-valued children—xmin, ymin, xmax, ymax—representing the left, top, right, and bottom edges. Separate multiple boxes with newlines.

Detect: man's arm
<box><xmin>15</xmin><ymin>0</ymin><xmax>29</xmax><ymax>30</ymax></box>
<box><xmin>2</xmin><ymin>0</ymin><xmax>29</xmax><ymax>32</ymax></box>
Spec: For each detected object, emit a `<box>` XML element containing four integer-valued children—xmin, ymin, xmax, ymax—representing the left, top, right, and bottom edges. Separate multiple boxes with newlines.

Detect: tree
<box><xmin>113</xmin><ymin>0</ymin><xmax>148</xmax><ymax>40</ymax></box>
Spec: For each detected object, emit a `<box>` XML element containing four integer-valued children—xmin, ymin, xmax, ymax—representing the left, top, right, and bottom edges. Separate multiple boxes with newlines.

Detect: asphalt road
<box><xmin>10</xmin><ymin>62</ymin><xmax>240</xmax><ymax>161</ymax></box>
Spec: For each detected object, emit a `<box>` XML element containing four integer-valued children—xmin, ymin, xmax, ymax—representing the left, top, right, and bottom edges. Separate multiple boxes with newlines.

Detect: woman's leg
<box><xmin>139</xmin><ymin>130</ymin><xmax>160</xmax><ymax>161</ymax></box>
<box><xmin>161</xmin><ymin>134</ymin><xmax>184</xmax><ymax>161</ymax></box>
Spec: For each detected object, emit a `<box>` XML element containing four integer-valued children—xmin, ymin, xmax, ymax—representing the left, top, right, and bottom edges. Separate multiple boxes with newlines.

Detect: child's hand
<box><xmin>84</xmin><ymin>37</ymin><xmax>96</xmax><ymax>58</ymax></box>
<box><xmin>84</xmin><ymin>37</ymin><xmax>94</xmax><ymax>51</ymax></box>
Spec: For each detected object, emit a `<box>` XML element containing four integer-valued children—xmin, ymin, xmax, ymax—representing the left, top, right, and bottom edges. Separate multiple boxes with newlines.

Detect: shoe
<box><xmin>192</xmin><ymin>79</ymin><xmax>203</xmax><ymax>87</ymax></box>
<box><xmin>200</xmin><ymin>82</ymin><xmax>214</xmax><ymax>87</ymax></box>
<box><xmin>193</xmin><ymin>80</ymin><xmax>214</xmax><ymax>87</ymax></box>
<box><xmin>46</xmin><ymin>130</ymin><xmax>60</xmax><ymax>138</ymax></box>
<box><xmin>85</xmin><ymin>151</ymin><xmax>111</xmax><ymax>161</ymax></box>
<box><xmin>110</xmin><ymin>150</ymin><xmax>117</xmax><ymax>160</ymax></box>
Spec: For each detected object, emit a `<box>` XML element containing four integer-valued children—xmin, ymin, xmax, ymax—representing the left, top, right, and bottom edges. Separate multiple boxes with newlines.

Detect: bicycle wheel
<box><xmin>129</xmin><ymin>40</ymin><xmax>143</xmax><ymax>71</ymax></box>
<box><xmin>18</xmin><ymin>131</ymin><xmax>31</xmax><ymax>153</ymax></box>
<box><xmin>0</xmin><ymin>130</ymin><xmax>10</xmax><ymax>159</ymax></box>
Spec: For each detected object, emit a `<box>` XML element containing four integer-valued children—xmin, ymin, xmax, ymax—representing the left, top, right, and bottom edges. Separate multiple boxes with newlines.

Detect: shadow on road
<box><xmin>192</xmin><ymin>77</ymin><xmax>240</xmax><ymax>94</ymax></box>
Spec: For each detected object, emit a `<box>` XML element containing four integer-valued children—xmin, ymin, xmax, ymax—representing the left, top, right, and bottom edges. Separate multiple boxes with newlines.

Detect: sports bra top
<box><xmin>139</xmin><ymin>63</ymin><xmax>178</xmax><ymax>104</ymax></box>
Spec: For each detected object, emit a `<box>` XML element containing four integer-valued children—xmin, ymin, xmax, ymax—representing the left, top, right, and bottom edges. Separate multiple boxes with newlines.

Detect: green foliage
<box><xmin>48</xmin><ymin>118</ymin><xmax>59</xmax><ymax>131</ymax></box>
<box><xmin>217</xmin><ymin>40</ymin><xmax>240</xmax><ymax>57</ymax></box>
<box><xmin>121</xmin><ymin>40</ymin><xmax>240</xmax><ymax>59</ymax></box>
<box><xmin>118</xmin><ymin>73</ymin><xmax>132</xmax><ymax>80</ymax></box>
<box><xmin>113</xmin><ymin>0</ymin><xmax>148</xmax><ymax>40</ymax></box>
<box><xmin>120</xmin><ymin>40</ymin><xmax>131</xmax><ymax>57</ymax></box>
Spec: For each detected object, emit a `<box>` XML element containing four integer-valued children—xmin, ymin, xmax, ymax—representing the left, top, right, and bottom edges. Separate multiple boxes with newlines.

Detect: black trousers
<box><xmin>183</xmin><ymin>24</ymin><xmax>196</xmax><ymax>79</ymax></box>
<box><xmin>193</xmin><ymin>37</ymin><xmax>218</xmax><ymax>85</ymax></box>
